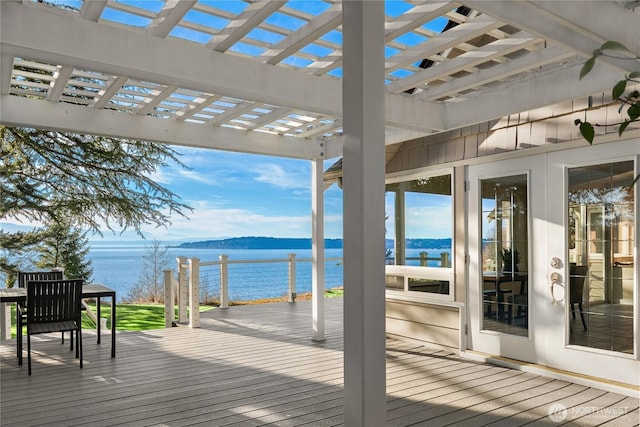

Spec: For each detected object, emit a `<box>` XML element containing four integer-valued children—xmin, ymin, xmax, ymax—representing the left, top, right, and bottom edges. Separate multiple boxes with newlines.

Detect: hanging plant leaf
<box><xmin>600</xmin><ymin>41</ymin><xmax>629</xmax><ymax>51</ymax></box>
<box><xmin>612</xmin><ymin>80</ymin><xmax>627</xmax><ymax>100</ymax></box>
<box><xmin>579</xmin><ymin>121</ymin><xmax>595</xmax><ymax>144</ymax></box>
<box><xmin>580</xmin><ymin>57</ymin><xmax>596</xmax><ymax>80</ymax></box>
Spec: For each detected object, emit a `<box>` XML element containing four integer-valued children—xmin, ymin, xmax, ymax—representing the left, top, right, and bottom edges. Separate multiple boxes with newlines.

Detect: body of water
<box><xmin>88</xmin><ymin>243</ymin><xmax>451</xmax><ymax>302</ymax></box>
<box><xmin>88</xmin><ymin>243</ymin><xmax>345</xmax><ymax>302</ymax></box>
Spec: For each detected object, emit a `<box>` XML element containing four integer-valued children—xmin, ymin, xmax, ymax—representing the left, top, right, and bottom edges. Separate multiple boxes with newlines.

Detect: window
<box><xmin>385</xmin><ymin>173</ymin><xmax>453</xmax><ymax>295</ymax></box>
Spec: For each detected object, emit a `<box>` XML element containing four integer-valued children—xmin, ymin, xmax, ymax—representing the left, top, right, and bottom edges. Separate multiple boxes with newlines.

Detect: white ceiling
<box><xmin>1</xmin><ymin>0</ymin><xmax>638</xmax><ymax>160</ymax></box>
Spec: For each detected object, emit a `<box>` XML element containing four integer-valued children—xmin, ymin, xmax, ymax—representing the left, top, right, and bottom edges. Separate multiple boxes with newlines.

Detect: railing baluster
<box><xmin>219</xmin><ymin>255</ymin><xmax>229</xmax><ymax>309</ymax></box>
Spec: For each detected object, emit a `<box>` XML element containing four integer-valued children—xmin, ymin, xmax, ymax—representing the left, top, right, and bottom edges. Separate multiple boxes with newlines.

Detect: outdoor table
<box><xmin>0</xmin><ymin>284</ymin><xmax>116</xmax><ymax>358</ymax></box>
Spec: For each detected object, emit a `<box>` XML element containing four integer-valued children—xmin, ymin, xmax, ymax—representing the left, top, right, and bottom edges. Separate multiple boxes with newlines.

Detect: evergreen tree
<box><xmin>35</xmin><ymin>219</ymin><xmax>93</xmax><ymax>282</ymax></box>
<box><xmin>1</xmin><ymin>126</ymin><xmax>191</xmax><ymax>233</ymax></box>
<box><xmin>1</xmin><ymin>126</ymin><xmax>192</xmax><ymax>283</ymax></box>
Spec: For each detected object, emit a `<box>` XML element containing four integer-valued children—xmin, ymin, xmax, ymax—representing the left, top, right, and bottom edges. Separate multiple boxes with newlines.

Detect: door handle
<box><xmin>550</xmin><ymin>272</ymin><xmax>562</xmax><ymax>303</ymax></box>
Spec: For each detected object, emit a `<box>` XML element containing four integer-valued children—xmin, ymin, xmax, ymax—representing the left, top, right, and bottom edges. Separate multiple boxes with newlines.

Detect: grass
<box><xmin>7</xmin><ymin>287</ymin><xmax>344</xmax><ymax>336</ymax></box>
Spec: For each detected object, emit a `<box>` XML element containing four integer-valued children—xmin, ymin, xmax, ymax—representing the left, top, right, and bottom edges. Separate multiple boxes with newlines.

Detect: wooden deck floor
<box><xmin>1</xmin><ymin>298</ymin><xmax>638</xmax><ymax>426</ymax></box>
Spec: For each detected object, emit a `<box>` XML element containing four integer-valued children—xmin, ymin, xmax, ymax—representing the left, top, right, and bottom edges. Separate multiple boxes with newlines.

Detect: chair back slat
<box><xmin>27</xmin><ymin>279</ymin><xmax>83</xmax><ymax>324</ymax></box>
<box><xmin>18</xmin><ymin>271</ymin><xmax>64</xmax><ymax>288</ymax></box>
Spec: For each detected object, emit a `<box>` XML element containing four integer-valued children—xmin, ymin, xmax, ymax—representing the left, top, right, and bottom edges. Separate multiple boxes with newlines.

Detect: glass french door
<box><xmin>468</xmin><ymin>155</ymin><xmax>544</xmax><ymax>363</ymax></box>
<box><xmin>469</xmin><ymin>141</ymin><xmax>638</xmax><ymax>385</ymax></box>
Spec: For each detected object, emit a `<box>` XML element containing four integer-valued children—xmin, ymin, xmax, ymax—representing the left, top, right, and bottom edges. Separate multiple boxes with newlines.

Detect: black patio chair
<box><xmin>22</xmin><ymin>279</ymin><xmax>84</xmax><ymax>375</ymax></box>
<box><xmin>16</xmin><ymin>271</ymin><xmax>65</xmax><ymax>360</ymax></box>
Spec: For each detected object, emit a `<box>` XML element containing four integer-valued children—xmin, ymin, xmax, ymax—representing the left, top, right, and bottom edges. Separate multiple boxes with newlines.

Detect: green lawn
<box><xmin>8</xmin><ymin>303</ymin><xmax>213</xmax><ymax>338</ymax></box>
<box><xmin>7</xmin><ymin>288</ymin><xmax>343</xmax><ymax>337</ymax></box>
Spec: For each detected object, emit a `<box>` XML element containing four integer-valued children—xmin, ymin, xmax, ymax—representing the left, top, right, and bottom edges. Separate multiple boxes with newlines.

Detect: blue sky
<box><xmin>137</xmin><ymin>147</ymin><xmax>345</xmax><ymax>242</ymax></box>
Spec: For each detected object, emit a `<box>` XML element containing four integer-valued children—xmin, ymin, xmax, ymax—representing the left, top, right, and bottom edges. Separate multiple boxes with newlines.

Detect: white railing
<box><xmin>163</xmin><ymin>254</ymin><xmax>344</xmax><ymax>328</ymax></box>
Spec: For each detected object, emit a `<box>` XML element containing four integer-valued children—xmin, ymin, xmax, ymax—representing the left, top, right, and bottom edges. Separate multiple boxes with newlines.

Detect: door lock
<box><xmin>550</xmin><ymin>272</ymin><xmax>563</xmax><ymax>303</ymax></box>
<box><xmin>550</xmin><ymin>257</ymin><xmax>562</xmax><ymax>269</ymax></box>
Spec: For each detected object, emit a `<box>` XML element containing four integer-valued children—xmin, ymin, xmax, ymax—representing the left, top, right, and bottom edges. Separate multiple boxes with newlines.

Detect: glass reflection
<box><xmin>480</xmin><ymin>174</ymin><xmax>528</xmax><ymax>336</ymax></box>
<box><xmin>568</xmin><ymin>161</ymin><xmax>635</xmax><ymax>354</ymax></box>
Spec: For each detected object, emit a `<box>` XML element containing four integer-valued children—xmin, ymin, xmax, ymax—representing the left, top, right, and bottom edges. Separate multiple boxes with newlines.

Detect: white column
<box><xmin>0</xmin><ymin>303</ymin><xmax>11</xmax><ymax>341</ymax></box>
<box><xmin>312</xmin><ymin>158</ymin><xmax>325</xmax><ymax>341</ymax></box>
<box><xmin>177</xmin><ymin>256</ymin><xmax>188</xmax><ymax>323</ymax></box>
<box><xmin>342</xmin><ymin>2</ymin><xmax>386</xmax><ymax>426</ymax></box>
<box><xmin>163</xmin><ymin>269</ymin><xmax>174</xmax><ymax>328</ymax></box>
<box><xmin>188</xmin><ymin>257</ymin><xmax>200</xmax><ymax>328</ymax></box>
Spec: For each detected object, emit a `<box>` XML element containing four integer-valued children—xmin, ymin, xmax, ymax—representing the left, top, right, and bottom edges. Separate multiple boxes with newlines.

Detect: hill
<box><xmin>174</xmin><ymin>236</ymin><xmax>451</xmax><ymax>250</ymax></box>
<box><xmin>174</xmin><ymin>236</ymin><xmax>343</xmax><ymax>250</ymax></box>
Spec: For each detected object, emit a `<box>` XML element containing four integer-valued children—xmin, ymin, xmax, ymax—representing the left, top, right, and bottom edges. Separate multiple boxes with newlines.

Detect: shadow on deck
<box><xmin>1</xmin><ymin>298</ymin><xmax>638</xmax><ymax>426</ymax></box>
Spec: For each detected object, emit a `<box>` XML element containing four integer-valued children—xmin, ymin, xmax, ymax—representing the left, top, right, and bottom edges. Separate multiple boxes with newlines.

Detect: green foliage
<box><xmin>499</xmin><ymin>248</ymin><xmax>520</xmax><ymax>271</ymax></box>
<box><xmin>575</xmin><ymin>41</ymin><xmax>640</xmax><ymax>186</ymax></box>
<box><xmin>1</xmin><ymin>126</ymin><xmax>193</xmax><ymax>281</ymax></box>
<box><xmin>1</xmin><ymin>126</ymin><xmax>192</xmax><ymax>235</ymax></box>
<box><xmin>35</xmin><ymin>219</ymin><xmax>93</xmax><ymax>282</ymax></box>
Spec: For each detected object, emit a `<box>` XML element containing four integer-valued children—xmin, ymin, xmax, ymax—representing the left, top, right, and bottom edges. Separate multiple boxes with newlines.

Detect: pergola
<box><xmin>1</xmin><ymin>1</ymin><xmax>638</xmax><ymax>425</ymax></box>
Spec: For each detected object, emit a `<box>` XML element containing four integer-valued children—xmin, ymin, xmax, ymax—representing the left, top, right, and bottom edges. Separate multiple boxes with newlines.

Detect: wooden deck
<box><xmin>1</xmin><ymin>298</ymin><xmax>638</xmax><ymax>426</ymax></box>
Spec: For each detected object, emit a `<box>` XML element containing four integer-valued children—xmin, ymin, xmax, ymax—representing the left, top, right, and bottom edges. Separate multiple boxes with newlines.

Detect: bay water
<box><xmin>88</xmin><ymin>242</ymin><xmax>345</xmax><ymax>302</ymax></box>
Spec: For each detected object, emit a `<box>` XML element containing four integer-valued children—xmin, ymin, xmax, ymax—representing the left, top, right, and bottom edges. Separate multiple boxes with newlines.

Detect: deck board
<box><xmin>1</xmin><ymin>298</ymin><xmax>637</xmax><ymax>426</ymax></box>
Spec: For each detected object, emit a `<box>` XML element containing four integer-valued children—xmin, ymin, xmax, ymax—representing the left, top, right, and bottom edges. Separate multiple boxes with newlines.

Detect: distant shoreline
<box><xmin>173</xmin><ymin>236</ymin><xmax>451</xmax><ymax>250</ymax></box>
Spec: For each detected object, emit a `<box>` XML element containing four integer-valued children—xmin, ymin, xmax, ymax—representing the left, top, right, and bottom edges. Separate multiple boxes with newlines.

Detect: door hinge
<box><xmin>464</xmin><ymin>324</ymin><xmax>468</xmax><ymax>335</ymax></box>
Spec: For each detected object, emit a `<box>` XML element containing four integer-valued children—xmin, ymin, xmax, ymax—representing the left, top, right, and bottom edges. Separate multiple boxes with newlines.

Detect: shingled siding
<box><xmin>386</xmin><ymin>94</ymin><xmax>625</xmax><ymax>172</ymax></box>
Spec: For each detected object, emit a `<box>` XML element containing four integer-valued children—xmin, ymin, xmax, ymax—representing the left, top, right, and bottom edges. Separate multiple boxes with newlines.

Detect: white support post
<box><xmin>164</xmin><ymin>269</ymin><xmax>174</xmax><ymax>328</ymax></box>
<box><xmin>288</xmin><ymin>253</ymin><xmax>297</xmax><ymax>303</ymax></box>
<box><xmin>343</xmin><ymin>2</ymin><xmax>386</xmax><ymax>426</ymax></box>
<box><xmin>219</xmin><ymin>255</ymin><xmax>229</xmax><ymax>309</ymax></box>
<box><xmin>177</xmin><ymin>256</ymin><xmax>188</xmax><ymax>324</ymax></box>
<box><xmin>188</xmin><ymin>257</ymin><xmax>200</xmax><ymax>328</ymax></box>
<box><xmin>0</xmin><ymin>303</ymin><xmax>11</xmax><ymax>342</ymax></box>
<box><xmin>312</xmin><ymin>158</ymin><xmax>325</xmax><ymax>341</ymax></box>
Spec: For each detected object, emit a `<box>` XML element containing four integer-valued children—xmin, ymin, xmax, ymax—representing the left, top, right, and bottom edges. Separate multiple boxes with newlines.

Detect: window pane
<box><xmin>385</xmin><ymin>174</ymin><xmax>452</xmax><ymax>294</ymax></box>
<box><xmin>567</xmin><ymin>160</ymin><xmax>635</xmax><ymax>354</ymax></box>
<box><xmin>480</xmin><ymin>174</ymin><xmax>529</xmax><ymax>336</ymax></box>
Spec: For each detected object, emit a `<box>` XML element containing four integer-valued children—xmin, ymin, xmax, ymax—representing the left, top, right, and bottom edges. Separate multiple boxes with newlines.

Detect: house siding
<box><xmin>383</xmin><ymin>93</ymin><xmax>631</xmax><ymax>352</ymax></box>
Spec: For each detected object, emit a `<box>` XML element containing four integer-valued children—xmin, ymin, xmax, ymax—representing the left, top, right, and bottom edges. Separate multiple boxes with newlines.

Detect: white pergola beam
<box><xmin>0</xmin><ymin>1</ymin><xmax>444</xmax><ymax>134</ymax></box>
<box><xmin>262</xmin><ymin>4</ymin><xmax>342</xmax><ymax>65</ymax></box>
<box><xmin>46</xmin><ymin>65</ymin><xmax>74</xmax><ymax>102</ymax></box>
<box><xmin>0</xmin><ymin>95</ymin><xmax>327</xmax><ymax>160</ymax></box>
<box><xmin>0</xmin><ymin>54</ymin><xmax>14</xmax><ymax>95</ymax></box>
<box><xmin>471</xmin><ymin>1</ymin><xmax>638</xmax><ymax>74</ymax></box>
<box><xmin>148</xmin><ymin>0</ymin><xmax>196</xmax><ymax>38</ymax></box>
<box><xmin>79</xmin><ymin>0</ymin><xmax>107</xmax><ymax>21</ymax></box>
<box><xmin>387</xmin><ymin>31</ymin><xmax>540</xmax><ymax>94</ymax></box>
<box><xmin>207</xmin><ymin>1</ymin><xmax>286</xmax><ymax>52</ymax></box>
<box><xmin>419</xmin><ymin>44</ymin><xmax>575</xmax><ymax>101</ymax></box>
<box><xmin>385</xmin><ymin>2</ymin><xmax>457</xmax><ymax>42</ymax></box>
<box><xmin>385</xmin><ymin>14</ymin><xmax>503</xmax><ymax>72</ymax></box>
<box><xmin>444</xmin><ymin>60</ymin><xmax>620</xmax><ymax>130</ymax></box>
<box><xmin>530</xmin><ymin>0</ymin><xmax>640</xmax><ymax>56</ymax></box>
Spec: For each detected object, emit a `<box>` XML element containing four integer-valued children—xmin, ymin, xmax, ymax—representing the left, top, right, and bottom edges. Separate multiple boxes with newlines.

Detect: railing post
<box><xmin>420</xmin><ymin>251</ymin><xmax>428</xmax><ymax>267</ymax></box>
<box><xmin>176</xmin><ymin>256</ymin><xmax>188</xmax><ymax>324</ymax></box>
<box><xmin>188</xmin><ymin>257</ymin><xmax>200</xmax><ymax>328</ymax></box>
<box><xmin>219</xmin><ymin>255</ymin><xmax>229</xmax><ymax>309</ymax></box>
<box><xmin>0</xmin><ymin>303</ymin><xmax>10</xmax><ymax>342</ymax></box>
<box><xmin>440</xmin><ymin>252</ymin><xmax>450</xmax><ymax>268</ymax></box>
<box><xmin>164</xmin><ymin>269</ymin><xmax>174</xmax><ymax>328</ymax></box>
<box><xmin>288</xmin><ymin>253</ymin><xmax>297</xmax><ymax>302</ymax></box>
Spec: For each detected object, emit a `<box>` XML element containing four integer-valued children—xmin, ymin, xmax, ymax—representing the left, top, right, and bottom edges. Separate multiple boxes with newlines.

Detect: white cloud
<box><xmin>253</xmin><ymin>163</ymin><xmax>309</xmax><ymax>190</ymax></box>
